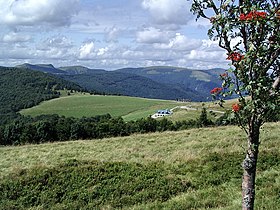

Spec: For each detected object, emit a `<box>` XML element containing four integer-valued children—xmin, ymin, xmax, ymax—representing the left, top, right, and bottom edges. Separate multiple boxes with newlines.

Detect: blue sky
<box><xmin>0</xmin><ymin>0</ymin><xmax>228</xmax><ymax>70</ymax></box>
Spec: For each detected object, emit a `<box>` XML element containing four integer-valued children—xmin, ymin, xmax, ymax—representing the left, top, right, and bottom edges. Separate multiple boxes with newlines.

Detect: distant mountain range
<box><xmin>17</xmin><ymin>63</ymin><xmax>105</xmax><ymax>75</ymax></box>
<box><xmin>116</xmin><ymin>66</ymin><xmax>225</xmax><ymax>100</ymax></box>
<box><xmin>16</xmin><ymin>63</ymin><xmax>66</xmax><ymax>74</ymax></box>
<box><xmin>15</xmin><ymin>63</ymin><xmax>224</xmax><ymax>101</ymax></box>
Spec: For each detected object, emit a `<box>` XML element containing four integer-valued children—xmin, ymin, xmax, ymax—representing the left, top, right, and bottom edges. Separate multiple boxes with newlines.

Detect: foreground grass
<box><xmin>0</xmin><ymin>122</ymin><xmax>279</xmax><ymax>209</ymax></box>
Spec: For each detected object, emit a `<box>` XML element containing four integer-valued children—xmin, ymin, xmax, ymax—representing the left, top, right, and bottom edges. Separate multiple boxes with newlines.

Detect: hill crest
<box><xmin>13</xmin><ymin>63</ymin><xmax>224</xmax><ymax>101</ymax></box>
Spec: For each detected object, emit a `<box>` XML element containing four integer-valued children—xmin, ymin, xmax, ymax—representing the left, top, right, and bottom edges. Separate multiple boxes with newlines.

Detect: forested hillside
<box><xmin>117</xmin><ymin>66</ymin><xmax>225</xmax><ymax>100</ymax></box>
<box><xmin>0</xmin><ymin>67</ymin><xmax>83</xmax><ymax>125</ymax></box>
<box><xmin>15</xmin><ymin>64</ymin><xmax>221</xmax><ymax>101</ymax></box>
<box><xmin>59</xmin><ymin>65</ymin><xmax>106</xmax><ymax>74</ymax></box>
<box><xmin>60</xmin><ymin>71</ymin><xmax>202</xmax><ymax>101</ymax></box>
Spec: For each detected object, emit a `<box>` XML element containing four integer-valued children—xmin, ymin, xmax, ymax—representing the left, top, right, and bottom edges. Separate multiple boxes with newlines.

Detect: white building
<box><xmin>151</xmin><ymin>109</ymin><xmax>173</xmax><ymax>118</ymax></box>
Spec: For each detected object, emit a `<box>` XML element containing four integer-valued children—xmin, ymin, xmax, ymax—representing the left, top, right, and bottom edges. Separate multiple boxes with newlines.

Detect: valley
<box><xmin>0</xmin><ymin>64</ymin><xmax>278</xmax><ymax>210</ymax></box>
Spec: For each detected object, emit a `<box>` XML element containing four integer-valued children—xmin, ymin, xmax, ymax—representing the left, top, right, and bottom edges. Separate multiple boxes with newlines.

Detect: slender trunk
<box><xmin>242</xmin><ymin>123</ymin><xmax>260</xmax><ymax>210</ymax></box>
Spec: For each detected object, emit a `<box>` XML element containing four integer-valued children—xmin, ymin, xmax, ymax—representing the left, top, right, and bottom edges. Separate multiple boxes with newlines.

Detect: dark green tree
<box><xmin>197</xmin><ymin>107</ymin><xmax>213</xmax><ymax>127</ymax></box>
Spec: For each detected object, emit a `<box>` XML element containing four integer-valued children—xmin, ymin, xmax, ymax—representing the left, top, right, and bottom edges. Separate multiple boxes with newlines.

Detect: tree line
<box><xmin>1</xmin><ymin>107</ymin><xmax>278</xmax><ymax>146</ymax></box>
<box><xmin>0</xmin><ymin>108</ymin><xmax>215</xmax><ymax>146</ymax></box>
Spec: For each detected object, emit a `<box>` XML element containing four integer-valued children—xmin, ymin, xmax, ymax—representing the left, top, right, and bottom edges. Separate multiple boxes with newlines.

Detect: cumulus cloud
<box><xmin>0</xmin><ymin>0</ymin><xmax>229</xmax><ymax>70</ymax></box>
<box><xmin>79</xmin><ymin>42</ymin><xmax>95</xmax><ymax>59</ymax></box>
<box><xmin>104</xmin><ymin>26</ymin><xmax>120</xmax><ymax>43</ymax></box>
<box><xmin>136</xmin><ymin>27</ymin><xmax>172</xmax><ymax>44</ymax></box>
<box><xmin>142</xmin><ymin>0</ymin><xmax>192</xmax><ymax>26</ymax></box>
<box><xmin>97</xmin><ymin>47</ymin><xmax>109</xmax><ymax>56</ymax></box>
<box><xmin>186</xmin><ymin>50</ymin><xmax>223</xmax><ymax>61</ymax></box>
<box><xmin>182</xmin><ymin>39</ymin><xmax>227</xmax><ymax>68</ymax></box>
<box><xmin>33</xmin><ymin>35</ymin><xmax>75</xmax><ymax>60</ymax></box>
<box><xmin>0</xmin><ymin>0</ymin><xmax>80</xmax><ymax>27</ymax></box>
<box><xmin>75</xmin><ymin>35</ymin><xmax>227</xmax><ymax>69</ymax></box>
<box><xmin>37</xmin><ymin>36</ymin><xmax>74</xmax><ymax>50</ymax></box>
<box><xmin>154</xmin><ymin>33</ymin><xmax>202</xmax><ymax>51</ymax></box>
<box><xmin>2</xmin><ymin>32</ymin><xmax>31</xmax><ymax>42</ymax></box>
<box><xmin>0</xmin><ymin>42</ymin><xmax>33</xmax><ymax>60</ymax></box>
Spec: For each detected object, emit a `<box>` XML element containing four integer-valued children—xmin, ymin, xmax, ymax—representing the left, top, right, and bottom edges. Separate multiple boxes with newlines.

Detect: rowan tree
<box><xmin>191</xmin><ymin>0</ymin><xmax>279</xmax><ymax>209</ymax></box>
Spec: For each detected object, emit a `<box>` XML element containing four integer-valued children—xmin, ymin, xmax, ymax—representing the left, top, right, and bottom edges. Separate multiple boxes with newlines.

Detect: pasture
<box><xmin>20</xmin><ymin>94</ymin><xmax>180</xmax><ymax>121</ymax></box>
<box><xmin>20</xmin><ymin>94</ymin><xmax>235</xmax><ymax>121</ymax></box>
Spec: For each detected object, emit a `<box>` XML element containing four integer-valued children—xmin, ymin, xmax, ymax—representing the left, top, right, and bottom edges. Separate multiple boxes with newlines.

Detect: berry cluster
<box><xmin>232</xmin><ymin>103</ymin><xmax>241</xmax><ymax>112</ymax></box>
<box><xmin>220</xmin><ymin>73</ymin><xmax>228</xmax><ymax>78</ymax></box>
<box><xmin>240</xmin><ymin>11</ymin><xmax>267</xmax><ymax>21</ymax></box>
<box><xmin>227</xmin><ymin>52</ymin><xmax>244</xmax><ymax>62</ymax></box>
<box><xmin>210</xmin><ymin>87</ymin><xmax>223</xmax><ymax>95</ymax></box>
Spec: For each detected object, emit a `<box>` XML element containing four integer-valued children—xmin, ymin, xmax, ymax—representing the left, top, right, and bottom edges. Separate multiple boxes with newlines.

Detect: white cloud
<box><xmin>104</xmin><ymin>26</ymin><xmax>120</xmax><ymax>43</ymax></box>
<box><xmin>0</xmin><ymin>43</ymin><xmax>33</xmax><ymax>59</ymax></box>
<box><xmin>0</xmin><ymin>0</ymin><xmax>80</xmax><ymax>27</ymax></box>
<box><xmin>79</xmin><ymin>42</ymin><xmax>95</xmax><ymax>59</ymax></box>
<box><xmin>122</xmin><ymin>49</ymin><xmax>145</xmax><ymax>59</ymax></box>
<box><xmin>136</xmin><ymin>27</ymin><xmax>172</xmax><ymax>44</ymax></box>
<box><xmin>142</xmin><ymin>0</ymin><xmax>192</xmax><ymax>26</ymax></box>
<box><xmin>32</xmin><ymin>35</ymin><xmax>75</xmax><ymax>60</ymax></box>
<box><xmin>186</xmin><ymin>50</ymin><xmax>222</xmax><ymax>61</ymax></box>
<box><xmin>154</xmin><ymin>33</ymin><xmax>202</xmax><ymax>51</ymax></box>
<box><xmin>37</xmin><ymin>48</ymin><xmax>65</xmax><ymax>59</ymax></box>
<box><xmin>2</xmin><ymin>32</ymin><xmax>31</xmax><ymax>42</ymax></box>
<box><xmin>183</xmin><ymin>39</ymin><xmax>227</xmax><ymax>67</ymax></box>
<box><xmin>0</xmin><ymin>0</ymin><xmax>230</xmax><ymax>70</ymax></box>
<box><xmin>38</xmin><ymin>36</ymin><xmax>74</xmax><ymax>50</ymax></box>
<box><xmin>97</xmin><ymin>47</ymin><xmax>109</xmax><ymax>56</ymax></box>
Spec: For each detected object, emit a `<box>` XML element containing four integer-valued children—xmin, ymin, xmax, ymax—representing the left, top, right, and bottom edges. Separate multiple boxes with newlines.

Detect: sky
<box><xmin>0</xmin><ymin>0</ymin><xmax>229</xmax><ymax>70</ymax></box>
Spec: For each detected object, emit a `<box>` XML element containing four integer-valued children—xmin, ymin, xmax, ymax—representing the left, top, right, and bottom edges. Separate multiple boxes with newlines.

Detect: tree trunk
<box><xmin>242</xmin><ymin>123</ymin><xmax>260</xmax><ymax>210</ymax></box>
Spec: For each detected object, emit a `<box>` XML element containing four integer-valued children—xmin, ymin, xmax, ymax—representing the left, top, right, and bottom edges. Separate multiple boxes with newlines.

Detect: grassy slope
<box><xmin>0</xmin><ymin>122</ymin><xmax>279</xmax><ymax>209</ymax></box>
<box><xmin>19</xmin><ymin>94</ymin><xmax>188</xmax><ymax>121</ymax></box>
<box><xmin>19</xmin><ymin>94</ymin><xmax>236</xmax><ymax>121</ymax></box>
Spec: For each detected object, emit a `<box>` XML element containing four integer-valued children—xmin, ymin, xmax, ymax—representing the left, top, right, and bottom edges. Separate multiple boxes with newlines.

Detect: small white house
<box><xmin>151</xmin><ymin>109</ymin><xmax>173</xmax><ymax>118</ymax></box>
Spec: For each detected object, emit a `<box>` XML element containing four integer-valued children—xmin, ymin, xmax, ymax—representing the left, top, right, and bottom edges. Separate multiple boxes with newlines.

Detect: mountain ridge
<box><xmin>13</xmin><ymin>63</ymin><xmax>224</xmax><ymax>101</ymax></box>
<box><xmin>16</xmin><ymin>63</ymin><xmax>66</xmax><ymax>74</ymax></box>
<box><xmin>116</xmin><ymin>66</ymin><xmax>224</xmax><ymax>100</ymax></box>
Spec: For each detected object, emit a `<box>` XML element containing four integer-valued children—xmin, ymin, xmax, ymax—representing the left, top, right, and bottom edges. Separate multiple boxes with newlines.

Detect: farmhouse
<box><xmin>152</xmin><ymin>109</ymin><xmax>173</xmax><ymax>118</ymax></box>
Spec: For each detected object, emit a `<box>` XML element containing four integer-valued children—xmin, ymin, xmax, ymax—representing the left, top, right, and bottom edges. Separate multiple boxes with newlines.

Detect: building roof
<box><xmin>157</xmin><ymin>109</ymin><xmax>172</xmax><ymax>114</ymax></box>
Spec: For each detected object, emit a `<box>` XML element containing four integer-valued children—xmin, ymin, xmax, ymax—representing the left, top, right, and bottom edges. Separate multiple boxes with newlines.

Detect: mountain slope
<box><xmin>59</xmin><ymin>65</ymin><xmax>105</xmax><ymax>74</ymax></box>
<box><xmin>0</xmin><ymin>66</ymin><xmax>83</xmax><ymax>124</ymax></box>
<box><xmin>117</xmin><ymin>66</ymin><xmax>225</xmax><ymax>100</ymax></box>
<box><xmin>16</xmin><ymin>63</ymin><xmax>66</xmax><ymax>74</ymax></box>
<box><xmin>59</xmin><ymin>71</ymin><xmax>202</xmax><ymax>100</ymax></box>
<box><xmin>14</xmin><ymin>64</ymin><xmax>224</xmax><ymax>101</ymax></box>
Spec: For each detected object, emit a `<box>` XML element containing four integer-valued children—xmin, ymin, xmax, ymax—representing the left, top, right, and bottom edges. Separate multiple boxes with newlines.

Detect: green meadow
<box><xmin>20</xmin><ymin>94</ymin><xmax>180</xmax><ymax>121</ymax></box>
<box><xmin>0</xmin><ymin>122</ymin><xmax>279</xmax><ymax>209</ymax></box>
<box><xmin>20</xmin><ymin>94</ymin><xmax>234</xmax><ymax>121</ymax></box>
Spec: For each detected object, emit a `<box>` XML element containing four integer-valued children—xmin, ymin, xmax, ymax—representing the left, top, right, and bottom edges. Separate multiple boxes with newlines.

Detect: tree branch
<box><xmin>209</xmin><ymin>0</ymin><xmax>219</xmax><ymax>15</ymax></box>
<box><xmin>264</xmin><ymin>47</ymin><xmax>280</xmax><ymax>73</ymax></box>
<box><xmin>272</xmin><ymin>76</ymin><xmax>280</xmax><ymax>89</ymax></box>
